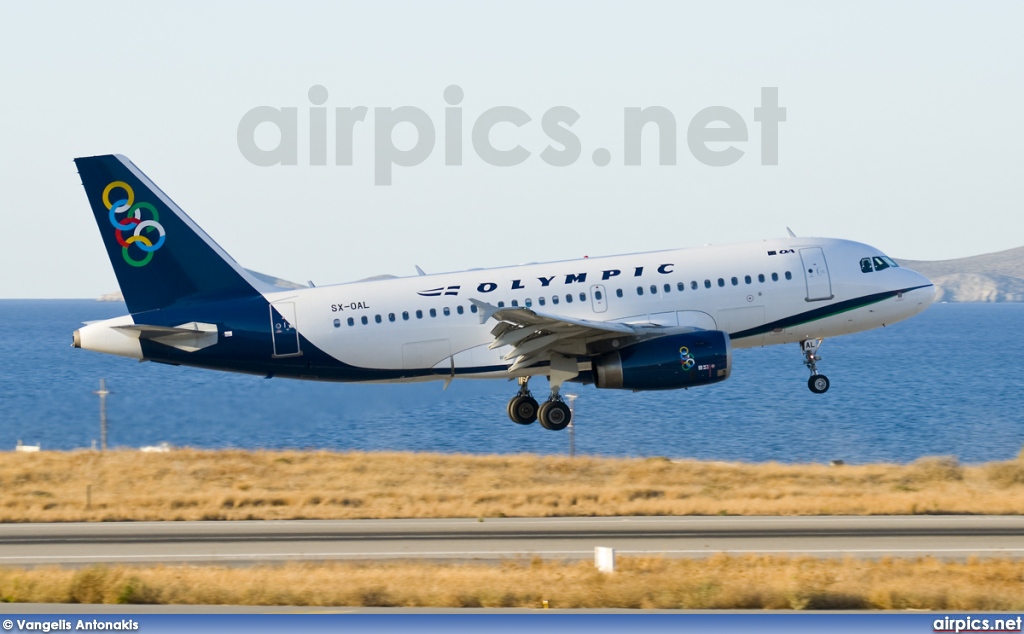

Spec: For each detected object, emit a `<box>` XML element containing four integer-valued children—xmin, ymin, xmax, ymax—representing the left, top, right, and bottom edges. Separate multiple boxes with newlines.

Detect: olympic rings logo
<box><xmin>103</xmin><ymin>181</ymin><xmax>166</xmax><ymax>267</ymax></box>
<box><xmin>679</xmin><ymin>346</ymin><xmax>695</xmax><ymax>371</ymax></box>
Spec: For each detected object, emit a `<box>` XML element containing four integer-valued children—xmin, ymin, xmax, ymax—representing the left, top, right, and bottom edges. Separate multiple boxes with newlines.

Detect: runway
<box><xmin>1</xmin><ymin>516</ymin><xmax>1022</xmax><ymax>566</ymax></box>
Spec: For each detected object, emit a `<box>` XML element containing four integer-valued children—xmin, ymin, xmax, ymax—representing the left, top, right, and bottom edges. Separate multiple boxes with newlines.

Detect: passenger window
<box><xmin>333</xmin><ymin>319</ymin><xmax>341</xmax><ymax>328</ymax></box>
<box><xmin>691</xmin><ymin>281</ymin><xmax>698</xmax><ymax>290</ymax></box>
<box><xmin>402</xmin><ymin>311</ymin><xmax>409</xmax><ymax>320</ymax></box>
<box><xmin>731</xmin><ymin>277</ymin><xmax>738</xmax><ymax>286</ymax></box>
<box><xmin>525</xmin><ymin>298</ymin><xmax>532</xmax><ymax>307</ymax></box>
<box><xmin>361</xmin><ymin>316</ymin><xmax>368</xmax><ymax>325</ymax></box>
<box><xmin>637</xmin><ymin>286</ymin><xmax>644</xmax><ymax>296</ymax></box>
<box><xmin>443</xmin><ymin>307</ymin><xmax>450</xmax><ymax>316</ymax></box>
<box><xmin>580</xmin><ymin>292</ymin><xmax>586</xmax><ymax>301</ymax></box>
<box><xmin>616</xmin><ymin>289</ymin><xmax>623</xmax><ymax>298</ymax></box>
<box><xmin>347</xmin><ymin>317</ymin><xmax>354</xmax><ymax>327</ymax></box>
<box><xmin>552</xmin><ymin>295</ymin><xmax>560</xmax><ymax>305</ymax></box>
<box><xmin>744</xmin><ymin>275</ymin><xmax>752</xmax><ymax>284</ymax></box>
<box><xmin>416</xmin><ymin>310</ymin><xmax>423</xmax><ymax>319</ymax></box>
<box><xmin>650</xmin><ymin>285</ymin><xmax>657</xmax><ymax>294</ymax></box>
<box><xmin>664</xmin><ymin>284</ymin><xmax>671</xmax><ymax>293</ymax></box>
<box><xmin>785</xmin><ymin>271</ymin><xmax>793</xmax><ymax>280</ymax></box>
<box><xmin>539</xmin><ymin>297</ymin><xmax>547</xmax><ymax>305</ymax></box>
<box><xmin>677</xmin><ymin>282</ymin><xmax>685</xmax><ymax>291</ymax></box>
<box><xmin>457</xmin><ymin>306</ymin><xmax>464</xmax><ymax>315</ymax></box>
<box><xmin>497</xmin><ymin>301</ymin><xmax>505</xmax><ymax>308</ymax></box>
<box><xmin>430</xmin><ymin>308</ymin><xmax>437</xmax><ymax>317</ymax></box>
<box><xmin>704</xmin><ymin>280</ymin><xmax>711</xmax><ymax>289</ymax></box>
<box><xmin>860</xmin><ymin>258</ymin><xmax>874</xmax><ymax>273</ymax></box>
<box><xmin>758</xmin><ymin>274</ymin><xmax>765</xmax><ymax>283</ymax></box>
<box><xmin>511</xmin><ymin>299</ymin><xmax>519</xmax><ymax>307</ymax></box>
<box><xmin>566</xmin><ymin>294</ymin><xmax>573</xmax><ymax>303</ymax></box>
<box><xmin>388</xmin><ymin>313</ymin><xmax>395</xmax><ymax>322</ymax></box>
<box><xmin>595</xmin><ymin>290</ymin><xmax>603</xmax><ymax>300</ymax></box>
<box><xmin>470</xmin><ymin>305</ymin><xmax>478</xmax><ymax>314</ymax></box>
<box><xmin>872</xmin><ymin>256</ymin><xmax>890</xmax><ymax>271</ymax></box>
<box><xmin>771</xmin><ymin>273</ymin><xmax>779</xmax><ymax>282</ymax></box>
<box><xmin>717</xmin><ymin>278</ymin><xmax>725</xmax><ymax>287</ymax></box>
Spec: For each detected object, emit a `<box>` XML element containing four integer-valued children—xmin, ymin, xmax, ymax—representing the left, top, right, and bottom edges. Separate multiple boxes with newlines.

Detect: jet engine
<box><xmin>593</xmin><ymin>331</ymin><xmax>731</xmax><ymax>391</ymax></box>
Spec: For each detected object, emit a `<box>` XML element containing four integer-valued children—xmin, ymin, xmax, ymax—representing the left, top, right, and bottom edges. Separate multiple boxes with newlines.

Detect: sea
<box><xmin>1</xmin><ymin>300</ymin><xmax>1022</xmax><ymax>464</ymax></box>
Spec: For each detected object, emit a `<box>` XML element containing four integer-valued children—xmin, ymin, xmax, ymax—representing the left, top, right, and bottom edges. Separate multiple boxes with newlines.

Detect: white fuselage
<box><xmin>253</xmin><ymin>236</ymin><xmax>934</xmax><ymax>381</ymax></box>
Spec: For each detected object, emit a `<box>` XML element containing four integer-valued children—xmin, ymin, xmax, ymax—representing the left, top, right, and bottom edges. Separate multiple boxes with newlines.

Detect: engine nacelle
<box><xmin>593</xmin><ymin>331</ymin><xmax>731</xmax><ymax>391</ymax></box>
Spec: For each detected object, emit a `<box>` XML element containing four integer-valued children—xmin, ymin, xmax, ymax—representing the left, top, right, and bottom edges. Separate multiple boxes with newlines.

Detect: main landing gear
<box><xmin>507</xmin><ymin>377</ymin><xmax>539</xmax><ymax>425</ymax></box>
<box><xmin>507</xmin><ymin>377</ymin><xmax>572</xmax><ymax>431</ymax></box>
<box><xmin>801</xmin><ymin>338</ymin><xmax>830</xmax><ymax>394</ymax></box>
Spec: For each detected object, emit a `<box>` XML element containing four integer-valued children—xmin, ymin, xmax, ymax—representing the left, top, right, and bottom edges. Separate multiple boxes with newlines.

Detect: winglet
<box><xmin>786</xmin><ymin>227</ymin><xmax>797</xmax><ymax>237</ymax></box>
<box><xmin>415</xmin><ymin>265</ymin><xmax>426</xmax><ymax>276</ymax></box>
<box><xmin>469</xmin><ymin>298</ymin><xmax>499</xmax><ymax>325</ymax></box>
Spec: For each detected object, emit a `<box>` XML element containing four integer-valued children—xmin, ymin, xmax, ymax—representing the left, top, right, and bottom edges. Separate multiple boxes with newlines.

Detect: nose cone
<box><xmin>904</xmin><ymin>268</ymin><xmax>937</xmax><ymax>314</ymax></box>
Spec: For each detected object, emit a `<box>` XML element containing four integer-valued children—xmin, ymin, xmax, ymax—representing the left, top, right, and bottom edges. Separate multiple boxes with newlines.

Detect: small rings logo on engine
<box><xmin>103</xmin><ymin>181</ymin><xmax>166</xmax><ymax>267</ymax></box>
<box><xmin>679</xmin><ymin>346</ymin><xmax>695</xmax><ymax>371</ymax></box>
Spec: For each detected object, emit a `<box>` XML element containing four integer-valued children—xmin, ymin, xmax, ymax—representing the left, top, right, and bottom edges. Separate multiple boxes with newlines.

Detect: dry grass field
<box><xmin>2</xmin><ymin>449</ymin><xmax>1024</xmax><ymax>521</ymax></box>
<box><xmin>1</xmin><ymin>556</ymin><xmax>1023</xmax><ymax>609</ymax></box>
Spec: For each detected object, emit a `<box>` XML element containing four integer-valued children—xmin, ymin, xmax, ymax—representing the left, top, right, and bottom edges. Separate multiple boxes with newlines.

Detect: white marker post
<box><xmin>595</xmin><ymin>546</ymin><xmax>615</xmax><ymax>573</ymax></box>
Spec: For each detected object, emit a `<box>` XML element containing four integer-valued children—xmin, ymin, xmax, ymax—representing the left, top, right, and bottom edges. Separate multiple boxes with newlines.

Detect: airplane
<box><xmin>72</xmin><ymin>154</ymin><xmax>936</xmax><ymax>431</ymax></box>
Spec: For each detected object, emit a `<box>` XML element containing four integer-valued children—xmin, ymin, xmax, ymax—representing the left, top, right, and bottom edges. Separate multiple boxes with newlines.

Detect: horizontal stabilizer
<box><xmin>244</xmin><ymin>269</ymin><xmax>308</xmax><ymax>290</ymax></box>
<box><xmin>113</xmin><ymin>322</ymin><xmax>218</xmax><ymax>353</ymax></box>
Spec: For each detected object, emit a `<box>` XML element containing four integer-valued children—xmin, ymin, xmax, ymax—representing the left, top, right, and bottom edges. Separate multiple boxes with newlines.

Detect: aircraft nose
<box><xmin>904</xmin><ymin>269</ymin><xmax>937</xmax><ymax>313</ymax></box>
<box><xmin>921</xmin><ymin>277</ymin><xmax>937</xmax><ymax>306</ymax></box>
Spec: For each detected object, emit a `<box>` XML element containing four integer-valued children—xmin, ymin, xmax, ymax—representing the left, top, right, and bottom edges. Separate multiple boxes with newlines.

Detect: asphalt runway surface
<box><xmin>1</xmin><ymin>516</ymin><xmax>1022</xmax><ymax>566</ymax></box>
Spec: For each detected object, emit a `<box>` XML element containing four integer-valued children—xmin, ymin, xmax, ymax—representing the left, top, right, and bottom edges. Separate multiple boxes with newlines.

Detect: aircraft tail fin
<box><xmin>74</xmin><ymin>154</ymin><xmax>264</xmax><ymax>314</ymax></box>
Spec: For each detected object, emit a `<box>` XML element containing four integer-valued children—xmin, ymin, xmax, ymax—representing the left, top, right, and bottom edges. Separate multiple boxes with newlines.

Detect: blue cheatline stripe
<box><xmin>730</xmin><ymin>285</ymin><xmax>933</xmax><ymax>341</ymax></box>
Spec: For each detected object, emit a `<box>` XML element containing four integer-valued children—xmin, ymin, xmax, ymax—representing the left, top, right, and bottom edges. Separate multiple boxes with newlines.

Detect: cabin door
<box><xmin>799</xmin><ymin>247</ymin><xmax>834</xmax><ymax>302</ymax></box>
<box><xmin>270</xmin><ymin>301</ymin><xmax>302</xmax><ymax>358</ymax></box>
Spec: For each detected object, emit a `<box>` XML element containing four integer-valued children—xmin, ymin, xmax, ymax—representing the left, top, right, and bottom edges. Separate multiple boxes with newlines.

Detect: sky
<box><xmin>1</xmin><ymin>1</ymin><xmax>1022</xmax><ymax>298</ymax></box>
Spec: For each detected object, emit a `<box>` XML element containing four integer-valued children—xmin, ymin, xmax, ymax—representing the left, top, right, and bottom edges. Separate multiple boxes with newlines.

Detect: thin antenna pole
<box><xmin>565</xmin><ymin>394</ymin><xmax>578</xmax><ymax>458</ymax></box>
<box><xmin>95</xmin><ymin>379</ymin><xmax>109</xmax><ymax>451</ymax></box>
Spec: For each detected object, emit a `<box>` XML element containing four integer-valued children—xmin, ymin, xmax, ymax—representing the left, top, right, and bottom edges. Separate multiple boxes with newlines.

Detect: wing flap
<box><xmin>471</xmin><ymin>299</ymin><xmax>643</xmax><ymax>377</ymax></box>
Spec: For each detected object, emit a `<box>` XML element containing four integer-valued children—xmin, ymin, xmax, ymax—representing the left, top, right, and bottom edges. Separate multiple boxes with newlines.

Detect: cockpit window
<box><xmin>862</xmin><ymin>255</ymin><xmax>900</xmax><ymax>272</ymax></box>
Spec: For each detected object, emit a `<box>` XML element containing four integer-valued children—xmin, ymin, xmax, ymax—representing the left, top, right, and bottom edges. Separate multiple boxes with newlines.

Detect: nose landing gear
<box><xmin>801</xmin><ymin>338</ymin><xmax>830</xmax><ymax>394</ymax></box>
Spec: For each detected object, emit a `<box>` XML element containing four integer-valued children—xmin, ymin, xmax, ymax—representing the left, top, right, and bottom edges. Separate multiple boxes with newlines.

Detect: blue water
<box><xmin>1</xmin><ymin>300</ymin><xmax>1022</xmax><ymax>464</ymax></box>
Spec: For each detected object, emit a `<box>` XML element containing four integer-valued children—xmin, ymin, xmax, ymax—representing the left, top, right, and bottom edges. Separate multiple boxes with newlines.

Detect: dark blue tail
<box><xmin>75</xmin><ymin>155</ymin><xmax>262</xmax><ymax>314</ymax></box>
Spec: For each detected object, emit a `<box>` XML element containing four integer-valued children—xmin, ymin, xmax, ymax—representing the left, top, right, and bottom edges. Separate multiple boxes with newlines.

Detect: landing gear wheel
<box><xmin>508</xmin><ymin>395</ymin><xmax>539</xmax><ymax>425</ymax></box>
<box><xmin>800</xmin><ymin>339</ymin><xmax>829</xmax><ymax>394</ymax></box>
<box><xmin>808</xmin><ymin>374</ymin><xmax>830</xmax><ymax>394</ymax></box>
<box><xmin>538</xmin><ymin>400</ymin><xmax>572</xmax><ymax>431</ymax></box>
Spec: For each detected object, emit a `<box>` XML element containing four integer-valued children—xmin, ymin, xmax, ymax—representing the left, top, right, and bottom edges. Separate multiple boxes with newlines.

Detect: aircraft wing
<box><xmin>469</xmin><ymin>299</ymin><xmax>659</xmax><ymax>372</ymax></box>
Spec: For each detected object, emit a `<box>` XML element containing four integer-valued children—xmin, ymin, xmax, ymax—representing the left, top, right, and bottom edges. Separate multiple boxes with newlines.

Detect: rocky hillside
<box><xmin>897</xmin><ymin>246</ymin><xmax>1024</xmax><ymax>302</ymax></box>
